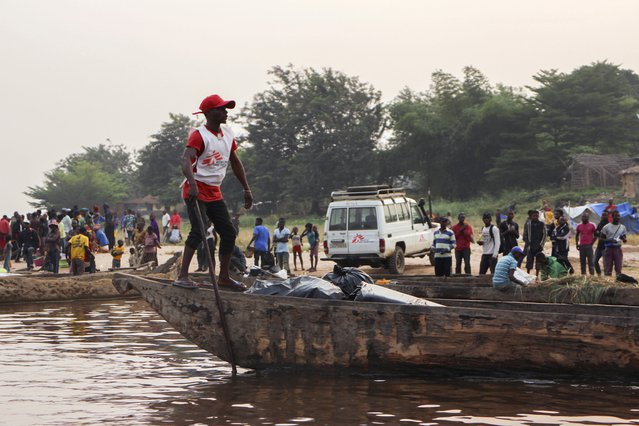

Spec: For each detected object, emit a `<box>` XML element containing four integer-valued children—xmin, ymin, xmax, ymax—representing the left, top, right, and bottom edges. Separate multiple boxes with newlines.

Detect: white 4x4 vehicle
<box><xmin>322</xmin><ymin>186</ymin><xmax>439</xmax><ymax>274</ymax></box>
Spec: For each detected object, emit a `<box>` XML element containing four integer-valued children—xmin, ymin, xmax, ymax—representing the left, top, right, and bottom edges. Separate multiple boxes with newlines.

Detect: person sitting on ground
<box><xmin>492</xmin><ymin>246</ymin><xmax>527</xmax><ymax>291</ymax></box>
<box><xmin>535</xmin><ymin>252</ymin><xmax>568</xmax><ymax>281</ymax></box>
<box><xmin>291</xmin><ymin>226</ymin><xmax>304</xmax><ymax>271</ymax></box>
<box><xmin>142</xmin><ymin>226</ymin><xmax>161</xmax><ymax>266</ymax></box>
<box><xmin>111</xmin><ymin>240</ymin><xmax>125</xmax><ymax>269</ymax></box>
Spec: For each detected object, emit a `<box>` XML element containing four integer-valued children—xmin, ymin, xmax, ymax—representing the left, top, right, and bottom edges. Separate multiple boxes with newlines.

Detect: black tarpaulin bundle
<box><xmin>321</xmin><ymin>265</ymin><xmax>373</xmax><ymax>299</ymax></box>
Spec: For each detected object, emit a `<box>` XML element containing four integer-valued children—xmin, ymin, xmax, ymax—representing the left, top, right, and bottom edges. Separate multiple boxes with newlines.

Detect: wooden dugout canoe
<box><xmin>113</xmin><ymin>273</ymin><xmax>639</xmax><ymax>376</ymax></box>
<box><xmin>0</xmin><ymin>253</ymin><xmax>181</xmax><ymax>305</ymax></box>
<box><xmin>380</xmin><ymin>277</ymin><xmax>639</xmax><ymax>306</ymax></box>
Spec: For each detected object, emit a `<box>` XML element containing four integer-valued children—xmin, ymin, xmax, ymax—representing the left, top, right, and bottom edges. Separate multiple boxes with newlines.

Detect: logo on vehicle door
<box><xmin>351</xmin><ymin>234</ymin><xmax>365</xmax><ymax>244</ymax></box>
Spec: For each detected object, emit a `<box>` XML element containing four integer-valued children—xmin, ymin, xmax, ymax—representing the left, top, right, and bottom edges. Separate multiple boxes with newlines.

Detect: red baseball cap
<box><xmin>193</xmin><ymin>94</ymin><xmax>236</xmax><ymax>115</ymax></box>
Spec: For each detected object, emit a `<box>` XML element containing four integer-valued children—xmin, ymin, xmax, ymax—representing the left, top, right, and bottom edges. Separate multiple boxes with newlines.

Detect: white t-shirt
<box><xmin>481</xmin><ymin>225</ymin><xmax>501</xmax><ymax>257</ymax></box>
<box><xmin>162</xmin><ymin>213</ymin><xmax>170</xmax><ymax>228</ymax></box>
<box><xmin>273</xmin><ymin>227</ymin><xmax>291</xmax><ymax>253</ymax></box>
<box><xmin>601</xmin><ymin>223</ymin><xmax>627</xmax><ymax>247</ymax></box>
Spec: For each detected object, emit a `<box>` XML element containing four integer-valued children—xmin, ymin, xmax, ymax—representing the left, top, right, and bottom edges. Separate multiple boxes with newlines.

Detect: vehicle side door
<box><xmin>326</xmin><ymin>207</ymin><xmax>348</xmax><ymax>257</ymax></box>
<box><xmin>410</xmin><ymin>201</ymin><xmax>431</xmax><ymax>252</ymax></box>
<box><xmin>346</xmin><ymin>206</ymin><xmax>380</xmax><ymax>255</ymax></box>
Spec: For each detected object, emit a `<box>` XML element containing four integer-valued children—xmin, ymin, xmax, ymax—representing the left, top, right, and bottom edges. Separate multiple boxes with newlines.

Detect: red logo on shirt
<box><xmin>202</xmin><ymin>151</ymin><xmax>223</xmax><ymax>165</ymax></box>
<box><xmin>351</xmin><ymin>234</ymin><xmax>364</xmax><ymax>244</ymax></box>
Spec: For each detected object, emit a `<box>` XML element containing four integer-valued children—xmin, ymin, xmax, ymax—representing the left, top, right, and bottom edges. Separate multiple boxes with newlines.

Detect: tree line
<box><xmin>26</xmin><ymin>61</ymin><xmax>639</xmax><ymax>214</ymax></box>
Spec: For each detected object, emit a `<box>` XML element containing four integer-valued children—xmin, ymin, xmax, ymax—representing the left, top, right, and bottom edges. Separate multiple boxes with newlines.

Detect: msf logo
<box><xmin>202</xmin><ymin>151</ymin><xmax>223</xmax><ymax>166</ymax></box>
<box><xmin>351</xmin><ymin>234</ymin><xmax>364</xmax><ymax>244</ymax></box>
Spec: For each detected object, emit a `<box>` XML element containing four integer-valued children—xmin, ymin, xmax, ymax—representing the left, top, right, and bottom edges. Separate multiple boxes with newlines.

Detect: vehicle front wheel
<box><xmin>388</xmin><ymin>247</ymin><xmax>405</xmax><ymax>274</ymax></box>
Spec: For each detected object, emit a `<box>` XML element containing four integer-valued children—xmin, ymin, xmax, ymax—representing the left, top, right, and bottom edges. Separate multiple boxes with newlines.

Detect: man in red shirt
<box><xmin>169</xmin><ymin>210</ymin><xmax>181</xmax><ymax>230</ymax></box>
<box><xmin>451</xmin><ymin>213</ymin><xmax>474</xmax><ymax>274</ymax></box>
<box><xmin>0</xmin><ymin>215</ymin><xmax>10</xmax><ymax>253</ymax></box>
<box><xmin>576</xmin><ymin>212</ymin><xmax>597</xmax><ymax>276</ymax></box>
<box><xmin>606</xmin><ymin>198</ymin><xmax>617</xmax><ymax>223</ymax></box>
<box><xmin>174</xmin><ymin>94</ymin><xmax>253</xmax><ymax>289</ymax></box>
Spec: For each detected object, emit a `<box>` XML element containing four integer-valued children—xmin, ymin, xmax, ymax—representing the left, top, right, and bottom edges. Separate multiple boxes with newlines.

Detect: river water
<box><xmin>1</xmin><ymin>298</ymin><xmax>638</xmax><ymax>426</ymax></box>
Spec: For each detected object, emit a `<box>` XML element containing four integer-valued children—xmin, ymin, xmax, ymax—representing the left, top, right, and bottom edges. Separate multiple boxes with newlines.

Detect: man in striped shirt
<box><xmin>433</xmin><ymin>218</ymin><xmax>456</xmax><ymax>277</ymax></box>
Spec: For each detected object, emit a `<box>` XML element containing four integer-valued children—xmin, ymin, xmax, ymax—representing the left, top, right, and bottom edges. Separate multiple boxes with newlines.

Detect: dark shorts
<box><xmin>184</xmin><ymin>198</ymin><xmax>236</xmax><ymax>256</ymax></box>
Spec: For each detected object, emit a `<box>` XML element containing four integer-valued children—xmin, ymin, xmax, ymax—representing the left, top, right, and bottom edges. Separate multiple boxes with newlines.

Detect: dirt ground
<box><xmin>14</xmin><ymin>240</ymin><xmax>639</xmax><ymax>281</ymax></box>
<box><xmin>150</xmin><ymin>241</ymin><xmax>638</xmax><ymax>280</ymax></box>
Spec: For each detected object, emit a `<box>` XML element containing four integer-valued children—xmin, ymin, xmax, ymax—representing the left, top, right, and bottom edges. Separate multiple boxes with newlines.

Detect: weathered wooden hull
<box><xmin>114</xmin><ymin>273</ymin><xmax>639</xmax><ymax>376</ymax></box>
<box><xmin>0</xmin><ymin>253</ymin><xmax>181</xmax><ymax>305</ymax></box>
<box><xmin>0</xmin><ymin>272</ymin><xmax>142</xmax><ymax>304</ymax></box>
<box><xmin>386</xmin><ymin>281</ymin><xmax>639</xmax><ymax>306</ymax></box>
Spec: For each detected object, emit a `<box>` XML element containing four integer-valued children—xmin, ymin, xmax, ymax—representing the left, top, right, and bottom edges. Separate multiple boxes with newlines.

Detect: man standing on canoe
<box><xmin>174</xmin><ymin>94</ymin><xmax>253</xmax><ymax>289</ymax></box>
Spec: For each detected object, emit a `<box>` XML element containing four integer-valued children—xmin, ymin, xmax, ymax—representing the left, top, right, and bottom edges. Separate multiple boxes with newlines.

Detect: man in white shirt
<box><xmin>273</xmin><ymin>217</ymin><xmax>291</xmax><ymax>274</ymax></box>
<box><xmin>477</xmin><ymin>212</ymin><xmax>501</xmax><ymax>274</ymax></box>
<box><xmin>161</xmin><ymin>209</ymin><xmax>171</xmax><ymax>242</ymax></box>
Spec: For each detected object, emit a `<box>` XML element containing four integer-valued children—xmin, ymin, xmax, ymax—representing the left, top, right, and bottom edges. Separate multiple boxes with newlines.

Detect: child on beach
<box><xmin>128</xmin><ymin>247</ymin><xmax>137</xmax><ymax>267</ymax></box>
<box><xmin>142</xmin><ymin>226</ymin><xmax>161</xmax><ymax>266</ymax></box>
<box><xmin>111</xmin><ymin>239</ymin><xmax>125</xmax><ymax>269</ymax></box>
<box><xmin>301</xmin><ymin>223</ymin><xmax>318</xmax><ymax>272</ymax></box>
<box><xmin>3</xmin><ymin>236</ymin><xmax>12</xmax><ymax>272</ymax></box>
<box><xmin>291</xmin><ymin>226</ymin><xmax>304</xmax><ymax>271</ymax></box>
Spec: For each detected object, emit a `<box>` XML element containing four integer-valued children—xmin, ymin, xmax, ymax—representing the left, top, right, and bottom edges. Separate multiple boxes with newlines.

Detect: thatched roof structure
<box><xmin>621</xmin><ymin>165</ymin><xmax>639</xmax><ymax>198</ymax></box>
<box><xmin>569</xmin><ymin>154</ymin><xmax>636</xmax><ymax>189</ymax></box>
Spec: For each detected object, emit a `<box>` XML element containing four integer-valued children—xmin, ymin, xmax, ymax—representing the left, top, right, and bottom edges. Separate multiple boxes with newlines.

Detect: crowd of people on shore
<box><xmin>432</xmin><ymin>198</ymin><xmax>630</xmax><ymax>288</ymax></box>
<box><xmin>0</xmin><ymin>205</ymin><xmax>184</xmax><ymax>274</ymax></box>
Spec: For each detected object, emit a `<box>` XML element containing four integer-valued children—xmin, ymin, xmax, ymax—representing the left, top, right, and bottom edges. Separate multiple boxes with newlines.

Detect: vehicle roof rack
<box><xmin>330</xmin><ymin>185</ymin><xmax>406</xmax><ymax>201</ymax></box>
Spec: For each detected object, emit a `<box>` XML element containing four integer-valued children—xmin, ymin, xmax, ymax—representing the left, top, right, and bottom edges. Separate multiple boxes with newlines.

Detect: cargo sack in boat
<box><xmin>322</xmin><ymin>265</ymin><xmax>373</xmax><ymax>299</ymax></box>
<box><xmin>246</xmin><ymin>276</ymin><xmax>345</xmax><ymax>300</ymax></box>
<box><xmin>354</xmin><ymin>283</ymin><xmax>444</xmax><ymax>307</ymax></box>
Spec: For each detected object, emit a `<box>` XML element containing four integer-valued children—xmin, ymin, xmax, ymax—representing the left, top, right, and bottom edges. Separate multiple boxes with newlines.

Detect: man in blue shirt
<box><xmin>247</xmin><ymin>217</ymin><xmax>270</xmax><ymax>268</ymax></box>
<box><xmin>493</xmin><ymin>246</ymin><xmax>527</xmax><ymax>291</ymax></box>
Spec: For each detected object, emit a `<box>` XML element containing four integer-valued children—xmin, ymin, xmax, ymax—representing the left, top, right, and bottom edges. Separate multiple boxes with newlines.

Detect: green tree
<box><xmin>529</xmin><ymin>61</ymin><xmax>639</xmax><ymax>156</ymax></box>
<box><xmin>25</xmin><ymin>161</ymin><xmax>129</xmax><ymax>209</ymax></box>
<box><xmin>136</xmin><ymin>113</ymin><xmax>199</xmax><ymax>206</ymax></box>
<box><xmin>60</xmin><ymin>143</ymin><xmax>136</xmax><ymax>176</ymax></box>
<box><xmin>241</xmin><ymin>65</ymin><xmax>385</xmax><ymax>213</ymax></box>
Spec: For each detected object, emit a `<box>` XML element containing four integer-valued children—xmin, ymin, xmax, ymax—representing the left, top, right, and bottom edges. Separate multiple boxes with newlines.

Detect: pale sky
<box><xmin>2</xmin><ymin>0</ymin><xmax>638</xmax><ymax>213</ymax></box>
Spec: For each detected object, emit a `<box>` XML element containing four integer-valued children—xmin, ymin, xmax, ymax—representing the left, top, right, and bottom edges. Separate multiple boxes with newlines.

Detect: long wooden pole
<box><xmin>192</xmin><ymin>199</ymin><xmax>238</xmax><ymax>376</ymax></box>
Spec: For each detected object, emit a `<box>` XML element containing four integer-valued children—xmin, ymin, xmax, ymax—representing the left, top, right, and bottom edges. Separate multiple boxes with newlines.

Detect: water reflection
<box><xmin>0</xmin><ymin>299</ymin><xmax>638</xmax><ymax>425</ymax></box>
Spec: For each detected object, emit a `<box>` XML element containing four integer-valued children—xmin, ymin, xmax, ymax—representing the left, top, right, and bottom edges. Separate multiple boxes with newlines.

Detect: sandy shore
<box><xmin>11</xmin><ymin>239</ymin><xmax>639</xmax><ymax>280</ymax></box>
